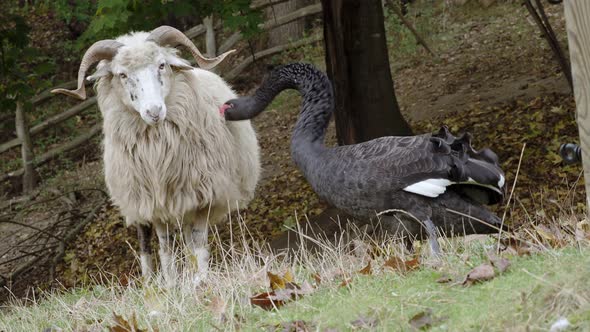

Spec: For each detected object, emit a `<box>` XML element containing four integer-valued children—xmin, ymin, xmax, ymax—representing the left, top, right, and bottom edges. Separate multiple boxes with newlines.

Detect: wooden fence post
<box><xmin>564</xmin><ymin>1</ymin><xmax>590</xmax><ymax>214</ymax></box>
<box><xmin>14</xmin><ymin>101</ymin><xmax>37</xmax><ymax>193</ymax></box>
<box><xmin>203</xmin><ymin>15</ymin><xmax>217</xmax><ymax>57</ymax></box>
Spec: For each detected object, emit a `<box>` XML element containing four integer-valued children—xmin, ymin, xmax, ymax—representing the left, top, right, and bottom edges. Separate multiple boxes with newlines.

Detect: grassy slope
<box><xmin>2</xmin><ymin>236</ymin><xmax>590</xmax><ymax>331</ymax></box>
<box><xmin>1</xmin><ymin>1</ymin><xmax>587</xmax><ymax>331</ymax></box>
<box><xmin>268</xmin><ymin>249</ymin><xmax>590</xmax><ymax>331</ymax></box>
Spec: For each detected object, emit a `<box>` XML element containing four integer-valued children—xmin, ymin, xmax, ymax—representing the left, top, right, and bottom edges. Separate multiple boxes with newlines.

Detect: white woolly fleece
<box><xmin>95</xmin><ymin>32</ymin><xmax>260</xmax><ymax>226</ymax></box>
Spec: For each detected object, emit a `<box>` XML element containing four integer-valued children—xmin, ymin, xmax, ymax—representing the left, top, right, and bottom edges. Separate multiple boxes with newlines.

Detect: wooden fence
<box><xmin>0</xmin><ymin>1</ymin><xmax>323</xmax><ymax>190</ymax></box>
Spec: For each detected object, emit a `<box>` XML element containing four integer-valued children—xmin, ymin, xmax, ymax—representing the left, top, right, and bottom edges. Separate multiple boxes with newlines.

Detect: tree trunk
<box><xmin>321</xmin><ymin>0</ymin><xmax>412</xmax><ymax>145</ymax></box>
<box><xmin>267</xmin><ymin>0</ymin><xmax>312</xmax><ymax>47</ymax></box>
<box><xmin>15</xmin><ymin>101</ymin><xmax>37</xmax><ymax>193</ymax></box>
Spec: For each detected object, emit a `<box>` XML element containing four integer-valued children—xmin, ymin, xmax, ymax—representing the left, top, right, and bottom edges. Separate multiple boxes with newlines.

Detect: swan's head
<box><xmin>219</xmin><ymin>97</ymin><xmax>260</xmax><ymax>121</ymax></box>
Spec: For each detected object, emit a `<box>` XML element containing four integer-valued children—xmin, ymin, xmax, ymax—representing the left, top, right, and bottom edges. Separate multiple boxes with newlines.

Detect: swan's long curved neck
<box><xmin>249</xmin><ymin>64</ymin><xmax>334</xmax><ymax>156</ymax></box>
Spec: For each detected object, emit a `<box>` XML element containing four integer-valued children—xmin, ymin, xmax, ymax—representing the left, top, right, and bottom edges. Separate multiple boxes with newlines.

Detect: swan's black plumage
<box><xmin>223</xmin><ymin>63</ymin><xmax>506</xmax><ymax>251</ymax></box>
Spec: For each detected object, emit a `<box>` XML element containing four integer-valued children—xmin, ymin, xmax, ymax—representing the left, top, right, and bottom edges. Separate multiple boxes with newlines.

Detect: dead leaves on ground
<box><xmin>358</xmin><ymin>261</ymin><xmax>372</xmax><ymax>275</ymax></box>
<box><xmin>409</xmin><ymin>309</ymin><xmax>446</xmax><ymax>330</ymax></box>
<box><xmin>109</xmin><ymin>312</ymin><xmax>148</xmax><ymax>332</ymax></box>
<box><xmin>350</xmin><ymin>315</ymin><xmax>379</xmax><ymax>329</ymax></box>
<box><xmin>416</xmin><ymin>94</ymin><xmax>584</xmax><ymax>232</ymax></box>
<box><xmin>462</xmin><ymin>264</ymin><xmax>495</xmax><ymax>286</ymax></box>
<box><xmin>461</xmin><ymin>253</ymin><xmax>512</xmax><ymax>286</ymax></box>
<box><xmin>250</xmin><ymin>255</ymin><xmax>422</xmax><ymax>310</ymax></box>
<box><xmin>250</xmin><ymin>270</ymin><xmax>314</xmax><ymax>310</ymax></box>
<box><xmin>383</xmin><ymin>256</ymin><xmax>420</xmax><ymax>273</ymax></box>
<box><xmin>489</xmin><ymin>254</ymin><xmax>511</xmax><ymax>273</ymax></box>
<box><xmin>269</xmin><ymin>320</ymin><xmax>315</xmax><ymax>332</ymax></box>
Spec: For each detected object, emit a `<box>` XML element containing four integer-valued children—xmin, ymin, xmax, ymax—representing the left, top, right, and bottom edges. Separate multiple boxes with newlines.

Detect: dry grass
<box><xmin>1</xmin><ymin>198</ymin><xmax>590</xmax><ymax>331</ymax></box>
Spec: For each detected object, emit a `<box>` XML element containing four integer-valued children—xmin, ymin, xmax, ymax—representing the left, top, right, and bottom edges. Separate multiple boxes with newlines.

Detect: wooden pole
<box><xmin>564</xmin><ymin>1</ymin><xmax>590</xmax><ymax>213</ymax></box>
<box><xmin>14</xmin><ymin>101</ymin><xmax>37</xmax><ymax>193</ymax></box>
<box><xmin>203</xmin><ymin>15</ymin><xmax>217</xmax><ymax>58</ymax></box>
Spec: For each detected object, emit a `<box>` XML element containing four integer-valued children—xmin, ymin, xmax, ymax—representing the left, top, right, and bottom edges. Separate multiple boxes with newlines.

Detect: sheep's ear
<box><xmin>87</xmin><ymin>62</ymin><xmax>112</xmax><ymax>82</ymax></box>
<box><xmin>166</xmin><ymin>55</ymin><xmax>193</xmax><ymax>71</ymax></box>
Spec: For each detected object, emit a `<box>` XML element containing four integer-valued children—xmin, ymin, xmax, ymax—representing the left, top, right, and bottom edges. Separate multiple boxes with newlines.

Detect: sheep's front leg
<box><xmin>154</xmin><ymin>221</ymin><xmax>178</xmax><ymax>287</ymax></box>
<box><xmin>136</xmin><ymin>224</ymin><xmax>154</xmax><ymax>279</ymax></box>
<box><xmin>182</xmin><ymin>216</ymin><xmax>209</xmax><ymax>285</ymax></box>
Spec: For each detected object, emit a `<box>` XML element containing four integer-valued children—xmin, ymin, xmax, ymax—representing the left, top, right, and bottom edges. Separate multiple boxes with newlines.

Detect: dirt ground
<box><xmin>0</xmin><ymin>1</ymin><xmax>582</xmax><ymax>301</ymax></box>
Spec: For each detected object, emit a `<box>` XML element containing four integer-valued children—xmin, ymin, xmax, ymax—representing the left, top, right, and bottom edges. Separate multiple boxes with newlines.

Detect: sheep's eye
<box><xmin>120</xmin><ymin>73</ymin><xmax>127</xmax><ymax>79</ymax></box>
<box><xmin>159</xmin><ymin>63</ymin><xmax>165</xmax><ymax>70</ymax></box>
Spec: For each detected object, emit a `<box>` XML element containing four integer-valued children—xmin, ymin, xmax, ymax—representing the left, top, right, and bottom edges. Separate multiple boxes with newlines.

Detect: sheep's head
<box><xmin>101</xmin><ymin>43</ymin><xmax>184</xmax><ymax>125</ymax></box>
<box><xmin>52</xmin><ymin>25</ymin><xmax>235</xmax><ymax>125</ymax></box>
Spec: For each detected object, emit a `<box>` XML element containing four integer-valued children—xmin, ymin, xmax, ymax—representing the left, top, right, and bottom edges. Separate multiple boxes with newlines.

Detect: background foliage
<box><xmin>0</xmin><ymin>11</ymin><xmax>54</xmax><ymax>118</ymax></box>
<box><xmin>0</xmin><ymin>0</ymin><xmax>262</xmax><ymax>131</ymax></box>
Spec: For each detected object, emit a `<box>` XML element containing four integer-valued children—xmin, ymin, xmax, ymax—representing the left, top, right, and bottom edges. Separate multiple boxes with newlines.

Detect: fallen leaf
<box><xmin>463</xmin><ymin>264</ymin><xmax>495</xmax><ymax>286</ymax></box>
<box><xmin>383</xmin><ymin>256</ymin><xmax>420</xmax><ymax>273</ymax></box>
<box><xmin>311</xmin><ymin>273</ymin><xmax>322</xmax><ymax>285</ymax></box>
<box><xmin>271</xmin><ymin>320</ymin><xmax>313</xmax><ymax>332</ymax></box>
<box><xmin>405</xmin><ymin>258</ymin><xmax>420</xmax><ymax>270</ymax></box>
<box><xmin>358</xmin><ymin>261</ymin><xmax>372</xmax><ymax>275</ymax></box>
<box><xmin>500</xmin><ymin>238</ymin><xmax>532</xmax><ymax>256</ymax></box>
<box><xmin>535</xmin><ymin>224</ymin><xmax>557</xmax><ymax>243</ymax></box>
<box><xmin>435</xmin><ymin>273</ymin><xmax>453</xmax><ymax>283</ymax></box>
<box><xmin>109</xmin><ymin>312</ymin><xmax>145</xmax><ymax>332</ymax></box>
<box><xmin>251</xmin><ymin>280</ymin><xmax>314</xmax><ymax>310</ymax></box>
<box><xmin>350</xmin><ymin>316</ymin><xmax>378</xmax><ymax>329</ymax></box>
<box><xmin>250</xmin><ymin>291</ymin><xmax>285</xmax><ymax>310</ymax></box>
<box><xmin>409</xmin><ymin>309</ymin><xmax>434</xmax><ymax>330</ymax></box>
<box><xmin>268</xmin><ymin>270</ymin><xmax>294</xmax><ymax>290</ymax></box>
<box><xmin>488</xmin><ymin>254</ymin><xmax>511</xmax><ymax>273</ymax></box>
<box><xmin>339</xmin><ymin>278</ymin><xmax>352</xmax><ymax>288</ymax></box>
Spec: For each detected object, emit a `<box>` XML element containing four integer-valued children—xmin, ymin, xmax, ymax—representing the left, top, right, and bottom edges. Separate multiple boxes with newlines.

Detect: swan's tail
<box><xmin>431</xmin><ymin>126</ymin><xmax>506</xmax><ymax>205</ymax></box>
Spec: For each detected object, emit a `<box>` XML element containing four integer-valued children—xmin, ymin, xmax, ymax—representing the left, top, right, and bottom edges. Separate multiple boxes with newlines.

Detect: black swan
<box><xmin>220</xmin><ymin>63</ymin><xmax>506</xmax><ymax>254</ymax></box>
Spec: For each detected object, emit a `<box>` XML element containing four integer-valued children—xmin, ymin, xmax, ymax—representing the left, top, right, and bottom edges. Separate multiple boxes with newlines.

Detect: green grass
<box><xmin>2</xmin><ymin>227</ymin><xmax>589</xmax><ymax>332</ymax></box>
<box><xmin>263</xmin><ymin>248</ymin><xmax>590</xmax><ymax>331</ymax></box>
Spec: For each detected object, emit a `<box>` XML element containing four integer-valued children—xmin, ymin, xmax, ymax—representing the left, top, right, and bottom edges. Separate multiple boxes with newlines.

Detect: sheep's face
<box><xmin>95</xmin><ymin>42</ymin><xmax>192</xmax><ymax>125</ymax></box>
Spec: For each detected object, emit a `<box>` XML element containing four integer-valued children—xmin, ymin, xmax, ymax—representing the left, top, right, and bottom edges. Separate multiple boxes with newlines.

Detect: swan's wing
<box><xmin>334</xmin><ymin>129</ymin><xmax>505</xmax><ymax>204</ymax></box>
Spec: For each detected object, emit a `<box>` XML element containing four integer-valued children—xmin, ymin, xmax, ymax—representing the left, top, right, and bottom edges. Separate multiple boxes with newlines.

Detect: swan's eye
<box><xmin>120</xmin><ymin>73</ymin><xmax>127</xmax><ymax>79</ymax></box>
<box><xmin>159</xmin><ymin>63</ymin><xmax>165</xmax><ymax>70</ymax></box>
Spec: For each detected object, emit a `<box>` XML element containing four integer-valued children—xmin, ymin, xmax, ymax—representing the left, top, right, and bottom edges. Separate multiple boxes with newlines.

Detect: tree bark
<box><xmin>321</xmin><ymin>0</ymin><xmax>412</xmax><ymax>145</ymax></box>
<box><xmin>266</xmin><ymin>0</ymin><xmax>313</xmax><ymax>47</ymax></box>
<box><xmin>14</xmin><ymin>101</ymin><xmax>37</xmax><ymax>193</ymax></box>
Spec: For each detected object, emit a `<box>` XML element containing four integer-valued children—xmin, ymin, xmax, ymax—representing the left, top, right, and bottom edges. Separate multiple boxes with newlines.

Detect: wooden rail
<box><xmin>0</xmin><ymin>97</ymin><xmax>97</xmax><ymax>154</ymax></box>
<box><xmin>564</xmin><ymin>1</ymin><xmax>590</xmax><ymax>213</ymax></box>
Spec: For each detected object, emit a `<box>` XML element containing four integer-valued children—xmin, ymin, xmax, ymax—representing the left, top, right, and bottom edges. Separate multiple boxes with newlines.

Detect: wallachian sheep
<box><xmin>52</xmin><ymin>26</ymin><xmax>261</xmax><ymax>285</ymax></box>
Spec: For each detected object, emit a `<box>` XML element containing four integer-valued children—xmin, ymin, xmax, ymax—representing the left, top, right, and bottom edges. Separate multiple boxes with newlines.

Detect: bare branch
<box><xmin>386</xmin><ymin>0</ymin><xmax>436</xmax><ymax>57</ymax></box>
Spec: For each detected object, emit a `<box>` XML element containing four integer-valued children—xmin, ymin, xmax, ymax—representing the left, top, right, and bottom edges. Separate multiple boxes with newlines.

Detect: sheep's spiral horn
<box><xmin>146</xmin><ymin>25</ymin><xmax>235</xmax><ymax>70</ymax></box>
<box><xmin>51</xmin><ymin>40</ymin><xmax>123</xmax><ymax>100</ymax></box>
